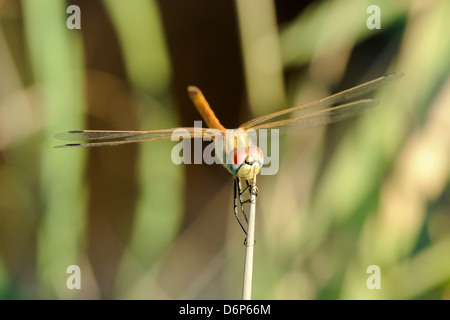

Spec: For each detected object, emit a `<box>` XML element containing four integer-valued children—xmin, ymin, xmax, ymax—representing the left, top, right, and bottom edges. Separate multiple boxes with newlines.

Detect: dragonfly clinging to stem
<box><xmin>55</xmin><ymin>72</ymin><xmax>403</xmax><ymax>233</ymax></box>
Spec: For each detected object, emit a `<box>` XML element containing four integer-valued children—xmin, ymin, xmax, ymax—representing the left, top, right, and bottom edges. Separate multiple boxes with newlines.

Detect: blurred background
<box><xmin>0</xmin><ymin>0</ymin><xmax>449</xmax><ymax>299</ymax></box>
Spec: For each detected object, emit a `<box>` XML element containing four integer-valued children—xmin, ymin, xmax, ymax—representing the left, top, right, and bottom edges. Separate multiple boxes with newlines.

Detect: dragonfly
<box><xmin>55</xmin><ymin>72</ymin><xmax>403</xmax><ymax>234</ymax></box>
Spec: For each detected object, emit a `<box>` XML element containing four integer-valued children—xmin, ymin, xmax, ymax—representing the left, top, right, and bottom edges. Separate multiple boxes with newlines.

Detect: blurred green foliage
<box><xmin>0</xmin><ymin>0</ymin><xmax>449</xmax><ymax>299</ymax></box>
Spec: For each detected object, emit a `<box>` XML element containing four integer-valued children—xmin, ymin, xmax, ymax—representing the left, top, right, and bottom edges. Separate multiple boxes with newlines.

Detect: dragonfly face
<box><xmin>226</xmin><ymin>145</ymin><xmax>264</xmax><ymax>180</ymax></box>
<box><xmin>214</xmin><ymin>128</ymin><xmax>264</xmax><ymax>180</ymax></box>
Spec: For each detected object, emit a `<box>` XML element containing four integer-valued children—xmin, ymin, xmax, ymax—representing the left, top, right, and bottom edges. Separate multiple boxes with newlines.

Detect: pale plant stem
<box><xmin>241</xmin><ymin>171</ymin><xmax>258</xmax><ymax>300</ymax></box>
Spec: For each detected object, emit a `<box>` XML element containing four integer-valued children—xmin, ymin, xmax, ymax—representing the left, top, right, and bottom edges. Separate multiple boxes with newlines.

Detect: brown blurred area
<box><xmin>0</xmin><ymin>0</ymin><xmax>448</xmax><ymax>300</ymax></box>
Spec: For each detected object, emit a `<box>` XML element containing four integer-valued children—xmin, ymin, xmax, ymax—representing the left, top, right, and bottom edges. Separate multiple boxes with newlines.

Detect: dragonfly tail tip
<box><xmin>54</xmin><ymin>143</ymin><xmax>82</xmax><ymax>148</ymax></box>
<box><xmin>187</xmin><ymin>86</ymin><xmax>200</xmax><ymax>95</ymax></box>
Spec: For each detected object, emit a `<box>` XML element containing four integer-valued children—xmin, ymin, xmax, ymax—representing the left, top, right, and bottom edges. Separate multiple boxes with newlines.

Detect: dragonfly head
<box><xmin>226</xmin><ymin>145</ymin><xmax>264</xmax><ymax>180</ymax></box>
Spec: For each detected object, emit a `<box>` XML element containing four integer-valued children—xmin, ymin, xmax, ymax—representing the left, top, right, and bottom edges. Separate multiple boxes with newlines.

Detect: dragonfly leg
<box><xmin>238</xmin><ymin>180</ymin><xmax>250</xmax><ymax>223</ymax></box>
<box><xmin>234</xmin><ymin>177</ymin><xmax>248</xmax><ymax>235</ymax></box>
<box><xmin>238</xmin><ymin>180</ymin><xmax>259</xmax><ymax>212</ymax></box>
<box><xmin>238</xmin><ymin>179</ymin><xmax>260</xmax><ymax>245</ymax></box>
<box><xmin>241</xmin><ymin>180</ymin><xmax>259</xmax><ymax>199</ymax></box>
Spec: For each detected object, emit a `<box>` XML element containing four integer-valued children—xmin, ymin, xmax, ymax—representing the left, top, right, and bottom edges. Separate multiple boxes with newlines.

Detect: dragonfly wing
<box><xmin>240</xmin><ymin>72</ymin><xmax>402</xmax><ymax>129</ymax></box>
<box><xmin>54</xmin><ymin>128</ymin><xmax>217</xmax><ymax>148</ymax></box>
<box><xmin>250</xmin><ymin>99</ymin><xmax>378</xmax><ymax>133</ymax></box>
<box><xmin>54</xmin><ymin>130</ymin><xmax>155</xmax><ymax>141</ymax></box>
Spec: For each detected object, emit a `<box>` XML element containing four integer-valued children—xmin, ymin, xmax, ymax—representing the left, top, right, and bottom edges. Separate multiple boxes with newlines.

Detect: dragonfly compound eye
<box><xmin>231</xmin><ymin>148</ymin><xmax>247</xmax><ymax>165</ymax></box>
<box><xmin>246</xmin><ymin>145</ymin><xmax>264</xmax><ymax>163</ymax></box>
<box><xmin>226</xmin><ymin>146</ymin><xmax>264</xmax><ymax>178</ymax></box>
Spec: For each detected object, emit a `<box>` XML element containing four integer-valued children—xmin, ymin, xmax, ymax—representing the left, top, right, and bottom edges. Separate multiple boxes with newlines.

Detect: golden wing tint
<box><xmin>54</xmin><ymin>128</ymin><xmax>215</xmax><ymax>148</ymax></box>
<box><xmin>250</xmin><ymin>99</ymin><xmax>378</xmax><ymax>133</ymax></box>
<box><xmin>240</xmin><ymin>72</ymin><xmax>403</xmax><ymax>130</ymax></box>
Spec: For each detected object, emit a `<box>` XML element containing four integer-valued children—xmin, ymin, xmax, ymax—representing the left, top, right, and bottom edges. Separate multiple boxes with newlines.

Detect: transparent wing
<box><xmin>54</xmin><ymin>127</ymin><xmax>217</xmax><ymax>148</ymax></box>
<box><xmin>250</xmin><ymin>99</ymin><xmax>378</xmax><ymax>133</ymax></box>
<box><xmin>240</xmin><ymin>72</ymin><xmax>403</xmax><ymax>130</ymax></box>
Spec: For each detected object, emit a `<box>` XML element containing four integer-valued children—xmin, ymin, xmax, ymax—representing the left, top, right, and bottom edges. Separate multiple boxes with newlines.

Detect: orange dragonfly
<box><xmin>55</xmin><ymin>72</ymin><xmax>402</xmax><ymax>233</ymax></box>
